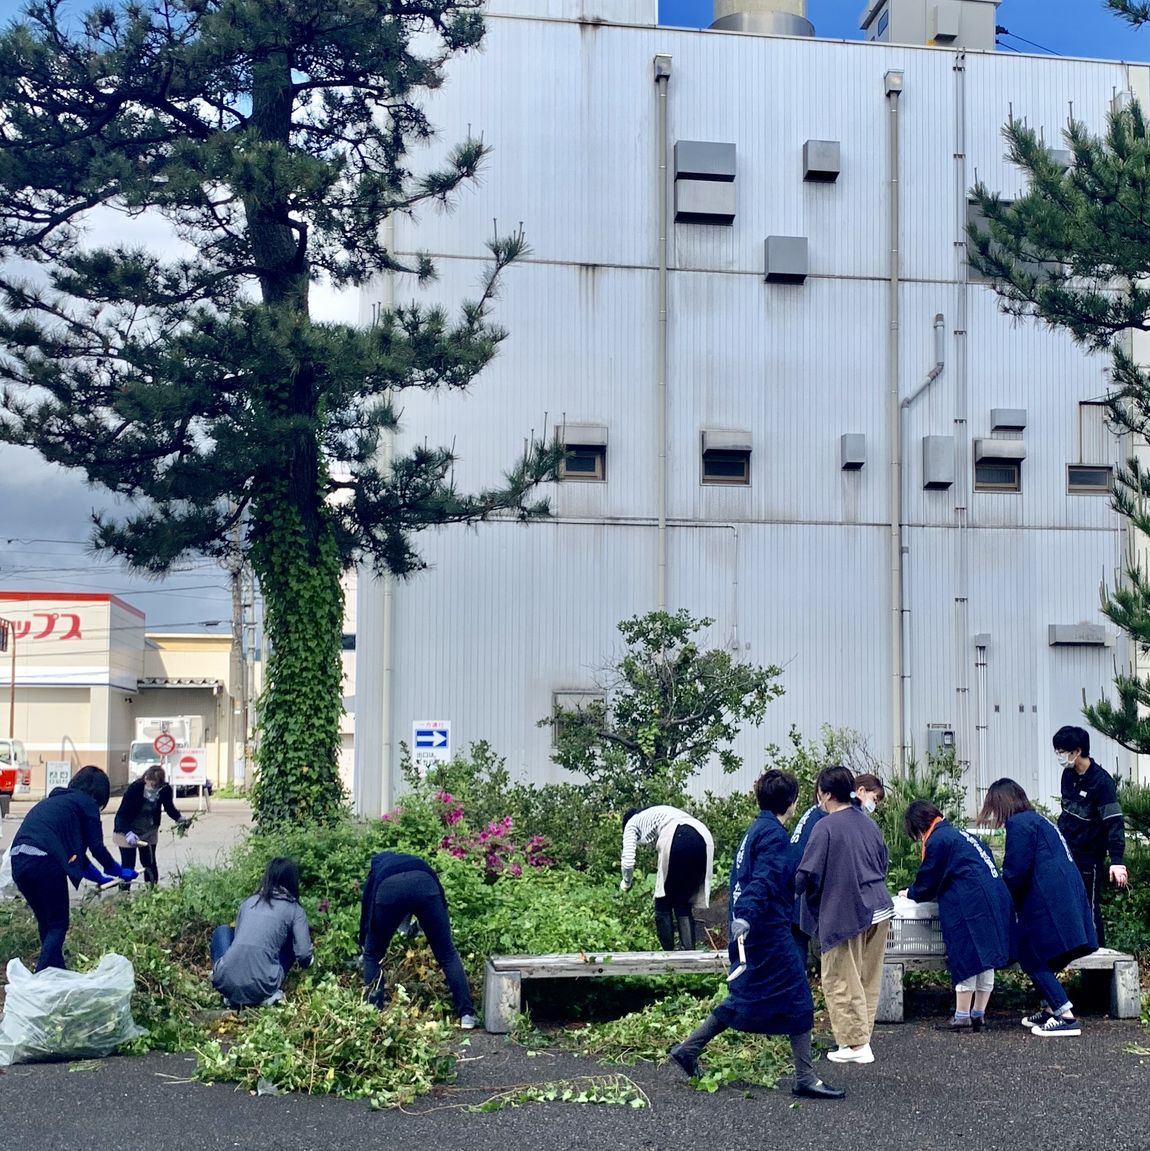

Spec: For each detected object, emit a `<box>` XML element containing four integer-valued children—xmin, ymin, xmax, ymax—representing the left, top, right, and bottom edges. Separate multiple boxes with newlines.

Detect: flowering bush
<box><xmin>434</xmin><ymin>792</ymin><xmax>554</xmax><ymax>880</ymax></box>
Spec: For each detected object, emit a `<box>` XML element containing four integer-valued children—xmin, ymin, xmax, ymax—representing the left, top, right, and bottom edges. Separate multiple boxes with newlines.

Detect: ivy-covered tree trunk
<box><xmin>0</xmin><ymin>0</ymin><xmax>561</xmax><ymax>829</ymax></box>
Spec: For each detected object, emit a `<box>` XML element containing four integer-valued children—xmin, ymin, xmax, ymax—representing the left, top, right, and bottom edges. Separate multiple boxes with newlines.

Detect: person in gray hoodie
<box><xmin>211</xmin><ymin>857</ymin><xmax>313</xmax><ymax>1007</ymax></box>
<box><xmin>796</xmin><ymin>765</ymin><xmax>893</xmax><ymax>1066</ymax></box>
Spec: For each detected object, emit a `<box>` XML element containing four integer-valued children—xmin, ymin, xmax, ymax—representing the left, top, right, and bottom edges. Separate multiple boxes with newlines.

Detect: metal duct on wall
<box><xmin>711</xmin><ymin>0</ymin><xmax>814</xmax><ymax>36</ymax></box>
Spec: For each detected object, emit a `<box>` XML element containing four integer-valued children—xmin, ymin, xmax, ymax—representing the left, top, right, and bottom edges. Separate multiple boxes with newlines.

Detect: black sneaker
<box><xmin>1031</xmin><ymin>1015</ymin><xmax>1082</xmax><ymax>1038</ymax></box>
<box><xmin>666</xmin><ymin>1044</ymin><xmax>699</xmax><ymax>1079</ymax></box>
<box><xmin>935</xmin><ymin>1018</ymin><xmax>973</xmax><ymax>1032</ymax></box>
<box><xmin>1021</xmin><ymin>1008</ymin><xmax>1051</xmax><ymax>1030</ymax></box>
<box><xmin>970</xmin><ymin>1015</ymin><xmax>985</xmax><ymax>1033</ymax></box>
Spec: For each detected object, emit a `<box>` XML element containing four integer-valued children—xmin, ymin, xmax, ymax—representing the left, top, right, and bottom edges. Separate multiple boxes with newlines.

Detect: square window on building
<box><xmin>1067</xmin><ymin>464</ymin><xmax>1113</xmax><ymax>494</ymax></box>
<box><xmin>702</xmin><ymin>449</ymin><xmax>751</xmax><ymax>485</ymax></box>
<box><xmin>551</xmin><ymin>690</ymin><xmax>606</xmax><ymax>746</ymax></box>
<box><xmin>560</xmin><ymin>444</ymin><xmax>606</xmax><ymax>481</ymax></box>
<box><xmin>974</xmin><ymin>459</ymin><xmax>1021</xmax><ymax>492</ymax></box>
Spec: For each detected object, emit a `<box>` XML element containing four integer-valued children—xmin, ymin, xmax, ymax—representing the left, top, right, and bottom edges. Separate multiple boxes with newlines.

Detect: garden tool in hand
<box><xmin>727</xmin><ymin>918</ymin><xmax>750</xmax><ymax>983</ymax></box>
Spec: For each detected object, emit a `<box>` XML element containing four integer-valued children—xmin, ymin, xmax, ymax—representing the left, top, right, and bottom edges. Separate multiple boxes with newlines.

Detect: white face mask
<box><xmin>144</xmin><ymin>787</ymin><xmax>160</xmax><ymax>801</ymax></box>
<box><xmin>862</xmin><ymin>798</ymin><xmax>877</xmax><ymax>813</ymax></box>
<box><xmin>1055</xmin><ymin>752</ymin><xmax>1074</xmax><ymax>769</ymax></box>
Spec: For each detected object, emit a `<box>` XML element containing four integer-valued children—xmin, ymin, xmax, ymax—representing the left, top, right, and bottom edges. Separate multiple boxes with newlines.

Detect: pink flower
<box><xmin>446</xmin><ymin>809</ymin><xmax>464</xmax><ymax>826</ymax></box>
<box><xmin>437</xmin><ymin>791</ymin><xmax>455</xmax><ymax>804</ymax></box>
<box><xmin>510</xmin><ymin>863</ymin><xmax>523</xmax><ymax>878</ymax></box>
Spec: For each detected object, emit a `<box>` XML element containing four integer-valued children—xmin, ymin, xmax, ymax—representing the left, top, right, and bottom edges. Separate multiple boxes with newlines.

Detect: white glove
<box><xmin>730</xmin><ymin>917</ymin><xmax>750</xmax><ymax>940</ymax></box>
<box><xmin>1110</xmin><ymin>864</ymin><xmax>1129</xmax><ymax>888</ymax></box>
<box><xmin>125</xmin><ymin>831</ymin><xmax>139</xmax><ymax>848</ymax></box>
<box><xmin>619</xmin><ymin>878</ymin><xmax>631</xmax><ymax>893</ymax></box>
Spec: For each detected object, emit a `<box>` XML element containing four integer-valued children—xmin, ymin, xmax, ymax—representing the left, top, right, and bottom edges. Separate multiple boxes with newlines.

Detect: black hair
<box><xmin>258</xmin><ymin>857</ymin><xmax>300</xmax><ymax>904</ymax></box>
<box><xmin>754</xmin><ymin>769</ymin><xmax>799</xmax><ymax>815</ymax></box>
<box><xmin>904</xmin><ymin>799</ymin><xmax>943</xmax><ymax>839</ymax></box>
<box><xmin>978</xmin><ymin>778</ymin><xmax>1033</xmax><ymax>828</ymax></box>
<box><xmin>1052</xmin><ymin>725</ymin><xmax>1090</xmax><ymax>758</ymax></box>
<box><xmin>68</xmin><ymin>764</ymin><xmax>110</xmax><ymax>810</ymax></box>
<box><xmin>622</xmin><ymin>807</ymin><xmax>641</xmax><ymax>827</ymax></box>
<box><xmin>815</xmin><ymin>765</ymin><xmax>855</xmax><ymax>805</ymax></box>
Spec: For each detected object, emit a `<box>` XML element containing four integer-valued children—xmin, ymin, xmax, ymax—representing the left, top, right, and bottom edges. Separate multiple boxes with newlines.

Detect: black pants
<box><xmin>363</xmin><ymin>870</ymin><xmax>474</xmax><ymax>1016</ymax></box>
<box><xmin>12</xmin><ymin>854</ymin><xmax>70</xmax><ymax>971</ymax></box>
<box><xmin>655</xmin><ymin>824</ymin><xmax>707</xmax><ymax>917</ymax></box>
<box><xmin>120</xmin><ymin>844</ymin><xmax>158</xmax><ymax>885</ymax></box>
<box><xmin>1076</xmin><ymin>858</ymin><xmax>1106</xmax><ymax>949</ymax></box>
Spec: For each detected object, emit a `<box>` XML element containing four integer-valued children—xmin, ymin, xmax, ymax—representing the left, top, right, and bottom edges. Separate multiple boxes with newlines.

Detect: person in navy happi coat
<box><xmin>666</xmin><ymin>770</ymin><xmax>844</xmax><ymax>1101</ymax></box>
<box><xmin>980</xmin><ymin>779</ymin><xmax>1097</xmax><ymax>1038</ymax></box>
<box><xmin>902</xmin><ymin>800</ymin><xmax>1013</xmax><ymax>1031</ymax></box>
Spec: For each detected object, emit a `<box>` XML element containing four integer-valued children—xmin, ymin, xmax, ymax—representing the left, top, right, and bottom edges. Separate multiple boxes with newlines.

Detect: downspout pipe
<box><xmin>885</xmin><ymin>71</ymin><xmax>904</xmax><ymax>777</ymax></box>
<box><xmin>654</xmin><ymin>54</ymin><xmax>672</xmax><ymax>612</ymax></box>
<box><xmin>899</xmin><ymin>313</ymin><xmax>946</xmax><ymax>760</ymax></box>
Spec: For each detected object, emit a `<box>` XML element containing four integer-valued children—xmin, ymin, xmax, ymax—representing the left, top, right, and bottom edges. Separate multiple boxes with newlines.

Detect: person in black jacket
<box><xmin>9</xmin><ymin>765</ymin><xmax>136</xmax><ymax>970</ymax></box>
<box><xmin>358</xmin><ymin>851</ymin><xmax>477</xmax><ymax>1027</ymax></box>
<box><xmin>1052</xmin><ymin>725</ymin><xmax>1126</xmax><ymax>947</ymax></box>
<box><xmin>113</xmin><ymin>765</ymin><xmax>188</xmax><ymax>886</ymax></box>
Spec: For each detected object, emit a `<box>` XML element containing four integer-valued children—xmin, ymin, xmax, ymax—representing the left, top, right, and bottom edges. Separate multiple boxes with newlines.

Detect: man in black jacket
<box><xmin>1053</xmin><ymin>725</ymin><xmax>1127</xmax><ymax>948</ymax></box>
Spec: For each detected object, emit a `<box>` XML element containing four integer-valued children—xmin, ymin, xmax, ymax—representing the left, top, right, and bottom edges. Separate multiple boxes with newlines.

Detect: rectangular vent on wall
<box><xmin>674</xmin><ymin>141</ymin><xmax>736</xmax><ymax>225</ymax></box>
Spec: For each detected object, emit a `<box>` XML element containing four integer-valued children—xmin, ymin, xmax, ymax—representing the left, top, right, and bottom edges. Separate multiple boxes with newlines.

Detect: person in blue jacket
<box><xmin>899</xmin><ymin>800</ymin><xmax>1013</xmax><ymax>1032</ymax></box>
<box><xmin>9</xmin><ymin>765</ymin><xmax>137</xmax><ymax>970</ymax></box>
<box><xmin>667</xmin><ymin>770</ymin><xmax>845</xmax><ymax>1101</ymax></box>
<box><xmin>979</xmin><ymin>778</ymin><xmax>1097</xmax><ymax>1038</ymax></box>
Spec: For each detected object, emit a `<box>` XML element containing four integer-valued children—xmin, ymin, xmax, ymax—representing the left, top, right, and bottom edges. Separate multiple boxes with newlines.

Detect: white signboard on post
<box><xmin>45</xmin><ymin>761</ymin><xmax>71</xmax><ymax>794</ymax></box>
<box><xmin>173</xmin><ymin>748</ymin><xmax>208</xmax><ymax>785</ymax></box>
<box><xmin>411</xmin><ymin>720</ymin><xmax>451</xmax><ymax>774</ymax></box>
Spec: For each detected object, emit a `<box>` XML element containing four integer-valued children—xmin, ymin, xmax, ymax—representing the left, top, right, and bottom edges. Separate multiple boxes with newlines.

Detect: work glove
<box><xmin>730</xmin><ymin>917</ymin><xmax>751</xmax><ymax>941</ymax></box>
<box><xmin>1110</xmin><ymin>865</ymin><xmax>1129</xmax><ymax>888</ymax></box>
<box><xmin>124</xmin><ymin>831</ymin><xmax>139</xmax><ymax>848</ymax></box>
<box><xmin>119</xmin><ymin>867</ymin><xmax>139</xmax><ymax>883</ymax></box>
<box><xmin>619</xmin><ymin>867</ymin><xmax>634</xmax><ymax>894</ymax></box>
<box><xmin>398</xmin><ymin>915</ymin><xmax>421</xmax><ymax>940</ymax></box>
<box><xmin>82</xmin><ymin>863</ymin><xmax>105</xmax><ymax>884</ymax></box>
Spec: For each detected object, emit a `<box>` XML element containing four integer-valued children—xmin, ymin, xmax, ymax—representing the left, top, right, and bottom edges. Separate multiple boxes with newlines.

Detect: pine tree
<box><xmin>0</xmin><ymin>0</ymin><xmax>557</xmax><ymax>825</ymax></box>
<box><xmin>968</xmin><ymin>3</ymin><xmax>1150</xmax><ymax>753</ymax></box>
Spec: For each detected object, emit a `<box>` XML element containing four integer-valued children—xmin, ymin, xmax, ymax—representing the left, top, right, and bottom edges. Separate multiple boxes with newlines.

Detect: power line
<box><xmin>996</xmin><ymin>25</ymin><xmax>1061</xmax><ymax>56</ymax></box>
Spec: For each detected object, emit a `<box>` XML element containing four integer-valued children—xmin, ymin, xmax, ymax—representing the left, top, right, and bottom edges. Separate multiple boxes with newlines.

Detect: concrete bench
<box><xmin>483</xmin><ymin>950</ymin><xmax>728</xmax><ymax>1034</ymax></box>
<box><xmin>877</xmin><ymin>947</ymin><xmax>1143</xmax><ymax>1024</ymax></box>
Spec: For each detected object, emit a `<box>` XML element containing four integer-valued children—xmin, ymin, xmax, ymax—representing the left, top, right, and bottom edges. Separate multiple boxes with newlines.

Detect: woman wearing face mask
<box><xmin>853</xmin><ymin>774</ymin><xmax>885</xmax><ymax>815</ymax></box>
<box><xmin>796</xmin><ymin>765</ymin><xmax>894</xmax><ymax>1065</ymax></box>
<box><xmin>112</xmin><ymin>765</ymin><xmax>189</xmax><ymax>886</ymax></box>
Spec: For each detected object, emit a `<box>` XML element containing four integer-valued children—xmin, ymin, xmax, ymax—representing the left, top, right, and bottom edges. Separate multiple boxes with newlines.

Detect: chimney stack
<box><xmin>711</xmin><ymin>0</ymin><xmax>814</xmax><ymax>36</ymax></box>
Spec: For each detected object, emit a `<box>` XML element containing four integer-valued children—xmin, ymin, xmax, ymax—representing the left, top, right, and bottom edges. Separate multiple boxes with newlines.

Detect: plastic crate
<box><xmin>886</xmin><ymin>915</ymin><xmax>946</xmax><ymax>956</ymax></box>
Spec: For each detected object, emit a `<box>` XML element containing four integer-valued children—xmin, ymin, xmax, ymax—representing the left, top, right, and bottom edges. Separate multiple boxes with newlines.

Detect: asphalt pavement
<box><xmin>1</xmin><ymin>1011</ymin><xmax>1146</xmax><ymax>1151</ymax></box>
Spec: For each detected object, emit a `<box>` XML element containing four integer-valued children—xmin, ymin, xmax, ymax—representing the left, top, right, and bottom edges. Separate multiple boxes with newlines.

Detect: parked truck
<box><xmin>127</xmin><ymin>716</ymin><xmax>205</xmax><ymax>782</ymax></box>
<box><xmin>0</xmin><ymin>738</ymin><xmax>31</xmax><ymax>812</ymax></box>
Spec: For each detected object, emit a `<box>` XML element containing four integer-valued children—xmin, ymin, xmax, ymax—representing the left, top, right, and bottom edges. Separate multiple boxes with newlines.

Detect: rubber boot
<box><xmin>362</xmin><ymin>955</ymin><xmax>386</xmax><ymax>1007</ymax></box>
<box><xmin>676</xmin><ymin>914</ymin><xmax>696</xmax><ymax>951</ymax></box>
<box><xmin>654</xmin><ymin>906</ymin><xmax>676</xmax><ymax>951</ymax></box>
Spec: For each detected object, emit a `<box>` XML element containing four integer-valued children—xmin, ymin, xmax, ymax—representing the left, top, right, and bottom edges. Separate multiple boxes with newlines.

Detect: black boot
<box><xmin>676</xmin><ymin>914</ymin><xmax>696</xmax><ymax>951</ymax></box>
<box><xmin>654</xmin><ymin>907</ymin><xmax>676</xmax><ymax>951</ymax></box>
<box><xmin>363</xmin><ymin>955</ymin><xmax>386</xmax><ymax>1007</ymax></box>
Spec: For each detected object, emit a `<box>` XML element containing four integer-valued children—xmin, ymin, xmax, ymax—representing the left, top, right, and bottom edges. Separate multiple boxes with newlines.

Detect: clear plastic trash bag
<box><xmin>0</xmin><ymin>953</ymin><xmax>145</xmax><ymax>1065</ymax></box>
<box><xmin>0</xmin><ymin>848</ymin><xmax>16</xmax><ymax>902</ymax></box>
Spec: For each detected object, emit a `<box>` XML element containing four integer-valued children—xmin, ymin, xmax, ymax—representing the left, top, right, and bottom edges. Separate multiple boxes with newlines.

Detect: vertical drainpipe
<box><xmin>885</xmin><ymin>70</ymin><xmax>905</xmax><ymax>777</ymax></box>
<box><xmin>953</xmin><ymin>52</ymin><xmax>973</xmax><ymax>804</ymax></box>
<box><xmin>654</xmin><ymin>54</ymin><xmax>672</xmax><ymax>612</ymax></box>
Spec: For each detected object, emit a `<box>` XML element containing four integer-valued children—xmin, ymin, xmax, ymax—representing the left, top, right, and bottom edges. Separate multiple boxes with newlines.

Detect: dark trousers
<box><xmin>1076</xmin><ymin>858</ymin><xmax>1106</xmax><ymax>949</ymax></box>
<box><xmin>210</xmin><ymin>924</ymin><xmax>297</xmax><ymax>979</ymax></box>
<box><xmin>363</xmin><ymin>870</ymin><xmax>474</xmax><ymax>1017</ymax></box>
<box><xmin>120</xmin><ymin>844</ymin><xmax>158</xmax><ymax>885</ymax></box>
<box><xmin>657</xmin><ymin>825</ymin><xmax>707</xmax><ymax>917</ymax></box>
<box><xmin>12</xmin><ymin>854</ymin><xmax>70</xmax><ymax>971</ymax></box>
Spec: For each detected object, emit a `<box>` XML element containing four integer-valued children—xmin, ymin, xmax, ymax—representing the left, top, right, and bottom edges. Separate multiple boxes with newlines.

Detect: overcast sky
<box><xmin>1</xmin><ymin>0</ymin><xmax>1147</xmax><ymax>629</ymax></box>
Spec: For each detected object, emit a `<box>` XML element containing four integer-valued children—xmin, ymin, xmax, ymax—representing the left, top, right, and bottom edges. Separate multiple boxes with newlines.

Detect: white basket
<box><xmin>886</xmin><ymin>916</ymin><xmax>946</xmax><ymax>956</ymax></box>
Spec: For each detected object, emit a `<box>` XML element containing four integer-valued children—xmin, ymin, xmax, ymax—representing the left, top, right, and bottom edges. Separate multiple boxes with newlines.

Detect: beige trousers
<box><xmin>820</xmin><ymin>920</ymin><xmax>890</xmax><ymax>1047</ymax></box>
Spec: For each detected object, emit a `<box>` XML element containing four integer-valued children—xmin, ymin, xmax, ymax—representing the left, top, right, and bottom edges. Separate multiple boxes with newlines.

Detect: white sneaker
<box><xmin>826</xmin><ymin>1043</ymin><xmax>874</xmax><ymax>1064</ymax></box>
<box><xmin>460</xmin><ymin>1014</ymin><xmax>479</xmax><ymax>1030</ymax></box>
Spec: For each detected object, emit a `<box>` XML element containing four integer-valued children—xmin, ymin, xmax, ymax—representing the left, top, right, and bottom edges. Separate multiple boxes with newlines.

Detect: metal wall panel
<box><xmin>354</xmin><ymin>11</ymin><xmax>1138</xmax><ymax>802</ymax></box>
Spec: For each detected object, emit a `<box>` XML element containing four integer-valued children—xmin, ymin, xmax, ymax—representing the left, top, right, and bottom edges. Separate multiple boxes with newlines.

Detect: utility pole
<box><xmin>0</xmin><ymin>618</ymin><xmax>14</xmax><ymax>739</ymax></box>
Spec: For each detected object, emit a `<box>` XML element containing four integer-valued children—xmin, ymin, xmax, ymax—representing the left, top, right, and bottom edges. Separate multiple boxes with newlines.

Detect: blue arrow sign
<box><xmin>414</xmin><ymin>728</ymin><xmax>449</xmax><ymax>749</ymax></box>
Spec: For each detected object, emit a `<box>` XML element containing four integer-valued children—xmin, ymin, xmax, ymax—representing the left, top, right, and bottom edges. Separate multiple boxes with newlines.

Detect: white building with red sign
<box><xmin>0</xmin><ymin>592</ymin><xmax>240</xmax><ymax>792</ymax></box>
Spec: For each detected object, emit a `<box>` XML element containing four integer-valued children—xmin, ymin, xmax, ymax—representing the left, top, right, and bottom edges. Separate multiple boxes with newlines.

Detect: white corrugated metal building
<box><xmin>350</xmin><ymin>0</ymin><xmax>1150</xmax><ymax>815</ymax></box>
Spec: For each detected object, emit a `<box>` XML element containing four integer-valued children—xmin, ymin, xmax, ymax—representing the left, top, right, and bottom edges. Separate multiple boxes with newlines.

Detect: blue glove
<box><xmin>82</xmin><ymin>863</ymin><xmax>104</xmax><ymax>884</ymax></box>
<box><xmin>119</xmin><ymin>867</ymin><xmax>138</xmax><ymax>883</ymax></box>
